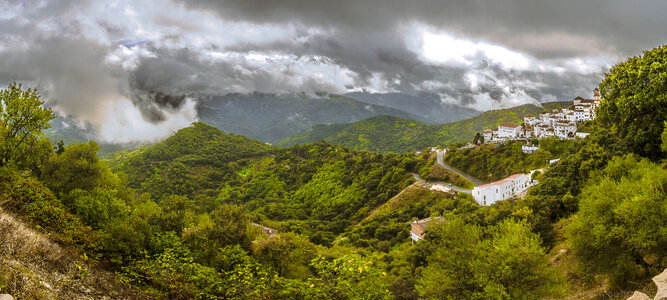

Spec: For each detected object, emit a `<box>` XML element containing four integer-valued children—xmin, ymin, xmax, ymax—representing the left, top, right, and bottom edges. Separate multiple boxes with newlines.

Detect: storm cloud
<box><xmin>0</xmin><ymin>0</ymin><xmax>665</xmax><ymax>141</ymax></box>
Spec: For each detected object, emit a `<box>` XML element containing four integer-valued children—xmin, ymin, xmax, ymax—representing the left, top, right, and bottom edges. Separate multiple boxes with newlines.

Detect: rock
<box><xmin>654</xmin><ymin>268</ymin><xmax>667</xmax><ymax>300</ymax></box>
<box><xmin>0</xmin><ymin>295</ymin><xmax>14</xmax><ymax>300</ymax></box>
<box><xmin>628</xmin><ymin>291</ymin><xmax>651</xmax><ymax>300</ymax></box>
<box><xmin>626</xmin><ymin>291</ymin><xmax>651</xmax><ymax>300</ymax></box>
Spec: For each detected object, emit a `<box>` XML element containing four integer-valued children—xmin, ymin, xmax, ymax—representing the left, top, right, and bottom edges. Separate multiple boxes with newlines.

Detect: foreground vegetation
<box><xmin>0</xmin><ymin>45</ymin><xmax>665</xmax><ymax>299</ymax></box>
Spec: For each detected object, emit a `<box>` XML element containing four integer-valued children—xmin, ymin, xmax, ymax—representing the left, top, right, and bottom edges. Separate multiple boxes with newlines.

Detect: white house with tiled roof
<box><xmin>497</xmin><ymin>123</ymin><xmax>521</xmax><ymax>138</ymax></box>
<box><xmin>410</xmin><ymin>217</ymin><xmax>444</xmax><ymax>242</ymax></box>
<box><xmin>472</xmin><ymin>173</ymin><xmax>536</xmax><ymax>206</ymax></box>
<box><xmin>524</xmin><ymin>114</ymin><xmax>537</xmax><ymax>125</ymax></box>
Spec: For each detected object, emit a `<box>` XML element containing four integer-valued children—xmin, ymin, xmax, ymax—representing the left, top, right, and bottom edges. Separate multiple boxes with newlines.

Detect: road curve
<box><xmin>409</xmin><ymin>172</ymin><xmax>472</xmax><ymax>194</ymax></box>
<box><xmin>436</xmin><ymin>150</ymin><xmax>486</xmax><ymax>187</ymax></box>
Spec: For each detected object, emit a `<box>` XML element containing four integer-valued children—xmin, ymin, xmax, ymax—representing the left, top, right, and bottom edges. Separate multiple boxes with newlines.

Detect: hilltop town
<box><xmin>482</xmin><ymin>88</ymin><xmax>601</xmax><ymax>147</ymax></box>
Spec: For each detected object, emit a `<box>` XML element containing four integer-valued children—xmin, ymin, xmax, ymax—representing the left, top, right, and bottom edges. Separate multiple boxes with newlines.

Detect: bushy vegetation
<box><xmin>444</xmin><ymin>139</ymin><xmax>578</xmax><ymax>182</ymax></box>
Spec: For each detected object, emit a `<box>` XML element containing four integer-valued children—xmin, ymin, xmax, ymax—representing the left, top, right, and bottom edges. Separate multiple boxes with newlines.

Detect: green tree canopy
<box><xmin>0</xmin><ymin>82</ymin><xmax>55</xmax><ymax>167</ymax></box>
<box><xmin>597</xmin><ymin>45</ymin><xmax>667</xmax><ymax>161</ymax></box>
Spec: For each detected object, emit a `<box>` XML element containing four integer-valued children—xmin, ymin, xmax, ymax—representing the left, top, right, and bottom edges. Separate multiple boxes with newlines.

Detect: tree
<box><xmin>473</xmin><ymin>132</ymin><xmax>483</xmax><ymax>145</ymax></box>
<box><xmin>0</xmin><ymin>82</ymin><xmax>55</xmax><ymax>167</ymax></box>
<box><xmin>253</xmin><ymin>232</ymin><xmax>318</xmax><ymax>279</ymax></box>
<box><xmin>41</xmin><ymin>141</ymin><xmax>114</xmax><ymax>195</ymax></box>
<box><xmin>566</xmin><ymin>154</ymin><xmax>667</xmax><ymax>288</ymax></box>
<box><xmin>597</xmin><ymin>45</ymin><xmax>667</xmax><ymax>161</ymax></box>
<box><xmin>56</xmin><ymin>140</ymin><xmax>65</xmax><ymax>155</ymax></box>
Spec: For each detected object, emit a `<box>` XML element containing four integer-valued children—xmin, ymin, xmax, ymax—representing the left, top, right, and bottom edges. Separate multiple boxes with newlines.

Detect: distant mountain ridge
<box><xmin>196</xmin><ymin>92</ymin><xmax>427</xmax><ymax>143</ymax></box>
<box><xmin>343</xmin><ymin>92</ymin><xmax>480</xmax><ymax>124</ymax></box>
<box><xmin>278</xmin><ymin>101</ymin><xmax>570</xmax><ymax>153</ymax></box>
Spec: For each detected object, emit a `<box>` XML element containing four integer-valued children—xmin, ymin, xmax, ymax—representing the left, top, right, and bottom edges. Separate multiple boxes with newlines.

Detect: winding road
<box><xmin>436</xmin><ymin>150</ymin><xmax>486</xmax><ymax>186</ymax></box>
<box><xmin>408</xmin><ymin>149</ymin><xmax>486</xmax><ymax>195</ymax></box>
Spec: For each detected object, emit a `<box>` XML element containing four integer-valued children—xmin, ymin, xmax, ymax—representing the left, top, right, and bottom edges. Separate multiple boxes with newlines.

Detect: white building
<box><xmin>483</xmin><ymin>129</ymin><xmax>493</xmax><ymax>142</ymax></box>
<box><xmin>497</xmin><ymin>123</ymin><xmax>521</xmax><ymax>139</ymax></box>
<box><xmin>554</xmin><ymin>121</ymin><xmax>576</xmax><ymax>139</ymax></box>
<box><xmin>472</xmin><ymin>173</ymin><xmax>533</xmax><ymax>206</ymax></box>
<box><xmin>539</xmin><ymin>112</ymin><xmax>550</xmax><ymax>122</ymax></box>
<box><xmin>524</xmin><ymin>114</ymin><xmax>537</xmax><ymax>125</ymax></box>
<box><xmin>522</xmin><ymin>144</ymin><xmax>539</xmax><ymax>154</ymax></box>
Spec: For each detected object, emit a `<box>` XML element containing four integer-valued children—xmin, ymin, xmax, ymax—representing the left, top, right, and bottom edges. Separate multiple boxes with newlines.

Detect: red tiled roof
<box><xmin>477</xmin><ymin>179</ymin><xmax>510</xmax><ymax>188</ymax></box>
<box><xmin>499</xmin><ymin>123</ymin><xmax>519</xmax><ymax>128</ymax></box>
<box><xmin>506</xmin><ymin>174</ymin><xmax>526</xmax><ymax>179</ymax></box>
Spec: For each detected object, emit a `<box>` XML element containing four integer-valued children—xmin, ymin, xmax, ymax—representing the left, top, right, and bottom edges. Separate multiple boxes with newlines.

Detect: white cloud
<box><xmin>99</xmin><ymin>97</ymin><xmax>198</xmax><ymax>143</ymax></box>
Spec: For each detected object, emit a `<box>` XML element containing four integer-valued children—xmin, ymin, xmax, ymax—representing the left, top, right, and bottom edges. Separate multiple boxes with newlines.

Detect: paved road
<box><xmin>409</xmin><ymin>172</ymin><xmax>472</xmax><ymax>194</ymax></box>
<box><xmin>436</xmin><ymin>150</ymin><xmax>486</xmax><ymax>187</ymax></box>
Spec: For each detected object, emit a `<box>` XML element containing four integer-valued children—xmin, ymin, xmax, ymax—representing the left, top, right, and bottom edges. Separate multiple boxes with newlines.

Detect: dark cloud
<box><xmin>127</xmin><ymin>46</ymin><xmax>344</xmax><ymax>115</ymax></box>
<box><xmin>0</xmin><ymin>0</ymin><xmax>663</xmax><ymax>141</ymax></box>
<box><xmin>180</xmin><ymin>0</ymin><xmax>667</xmax><ymax>59</ymax></box>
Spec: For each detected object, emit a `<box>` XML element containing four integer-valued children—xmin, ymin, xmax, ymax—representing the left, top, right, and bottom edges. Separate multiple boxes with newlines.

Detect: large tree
<box><xmin>597</xmin><ymin>45</ymin><xmax>666</xmax><ymax>161</ymax></box>
<box><xmin>0</xmin><ymin>82</ymin><xmax>55</xmax><ymax>167</ymax></box>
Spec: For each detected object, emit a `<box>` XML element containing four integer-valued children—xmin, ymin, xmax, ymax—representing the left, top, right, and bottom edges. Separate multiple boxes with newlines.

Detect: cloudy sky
<box><xmin>1</xmin><ymin>0</ymin><xmax>665</xmax><ymax>142</ymax></box>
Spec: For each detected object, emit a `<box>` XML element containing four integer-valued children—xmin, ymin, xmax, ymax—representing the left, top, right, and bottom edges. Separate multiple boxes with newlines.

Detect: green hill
<box><xmin>279</xmin><ymin>101</ymin><xmax>570</xmax><ymax>152</ymax></box>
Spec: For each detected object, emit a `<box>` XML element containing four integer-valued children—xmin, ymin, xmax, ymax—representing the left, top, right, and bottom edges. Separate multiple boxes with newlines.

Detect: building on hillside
<box><xmin>576</xmin><ymin>132</ymin><xmax>590</xmax><ymax>139</ymax></box>
<box><xmin>522</xmin><ymin>144</ymin><xmax>539</xmax><ymax>154</ymax></box>
<box><xmin>472</xmin><ymin>173</ymin><xmax>534</xmax><ymax>206</ymax></box>
<box><xmin>524</xmin><ymin>114</ymin><xmax>537</xmax><ymax>125</ymax></box>
<box><xmin>539</xmin><ymin>112</ymin><xmax>550</xmax><ymax>122</ymax></box>
<box><xmin>483</xmin><ymin>129</ymin><xmax>493</xmax><ymax>142</ymax></box>
<box><xmin>554</xmin><ymin>121</ymin><xmax>576</xmax><ymax>139</ymax></box>
<box><xmin>497</xmin><ymin>123</ymin><xmax>521</xmax><ymax>139</ymax></box>
<box><xmin>410</xmin><ymin>217</ymin><xmax>444</xmax><ymax>242</ymax></box>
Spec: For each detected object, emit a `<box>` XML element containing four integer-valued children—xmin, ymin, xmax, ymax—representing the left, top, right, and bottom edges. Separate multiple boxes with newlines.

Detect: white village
<box><xmin>483</xmin><ymin>88</ymin><xmax>601</xmax><ymax>144</ymax></box>
<box><xmin>411</xmin><ymin>88</ymin><xmax>602</xmax><ymax>242</ymax></box>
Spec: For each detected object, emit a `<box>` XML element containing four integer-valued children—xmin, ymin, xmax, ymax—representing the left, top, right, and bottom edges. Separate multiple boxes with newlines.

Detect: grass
<box><xmin>0</xmin><ymin>208</ymin><xmax>143</xmax><ymax>299</ymax></box>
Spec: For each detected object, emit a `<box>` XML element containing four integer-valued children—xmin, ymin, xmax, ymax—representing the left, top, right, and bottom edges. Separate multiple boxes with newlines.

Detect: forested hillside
<box><xmin>0</xmin><ymin>45</ymin><xmax>665</xmax><ymax>299</ymax></box>
<box><xmin>444</xmin><ymin>138</ymin><xmax>579</xmax><ymax>182</ymax></box>
<box><xmin>279</xmin><ymin>101</ymin><xmax>569</xmax><ymax>153</ymax></box>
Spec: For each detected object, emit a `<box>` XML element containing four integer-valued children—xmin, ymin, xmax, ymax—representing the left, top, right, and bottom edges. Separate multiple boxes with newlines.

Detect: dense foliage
<box><xmin>444</xmin><ymin>139</ymin><xmax>577</xmax><ymax>182</ymax></box>
<box><xmin>567</xmin><ymin>154</ymin><xmax>667</xmax><ymax>287</ymax></box>
<box><xmin>598</xmin><ymin>45</ymin><xmax>667</xmax><ymax>161</ymax></box>
<box><xmin>279</xmin><ymin>101</ymin><xmax>569</xmax><ymax>153</ymax></box>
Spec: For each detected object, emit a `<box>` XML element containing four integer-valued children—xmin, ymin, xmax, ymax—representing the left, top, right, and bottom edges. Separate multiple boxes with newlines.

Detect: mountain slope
<box><xmin>112</xmin><ymin>122</ymin><xmax>273</xmax><ymax>200</ymax></box>
<box><xmin>344</xmin><ymin>91</ymin><xmax>480</xmax><ymax>124</ymax></box>
<box><xmin>279</xmin><ymin>101</ymin><xmax>570</xmax><ymax>152</ymax></box>
<box><xmin>196</xmin><ymin>92</ymin><xmax>426</xmax><ymax>143</ymax></box>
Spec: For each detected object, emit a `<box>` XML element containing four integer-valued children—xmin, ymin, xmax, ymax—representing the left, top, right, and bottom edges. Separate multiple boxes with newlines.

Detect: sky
<box><xmin>0</xmin><ymin>0</ymin><xmax>665</xmax><ymax>142</ymax></box>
